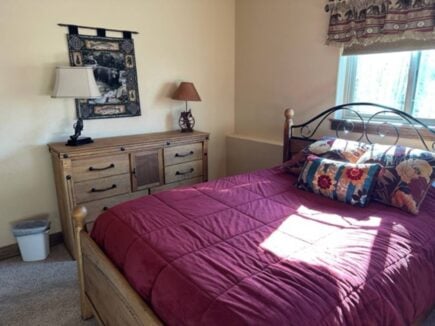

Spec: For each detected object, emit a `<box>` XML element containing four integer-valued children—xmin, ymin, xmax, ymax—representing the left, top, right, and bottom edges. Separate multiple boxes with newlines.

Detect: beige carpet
<box><xmin>0</xmin><ymin>244</ymin><xmax>434</xmax><ymax>326</ymax></box>
<box><xmin>0</xmin><ymin>245</ymin><xmax>96</xmax><ymax>326</ymax></box>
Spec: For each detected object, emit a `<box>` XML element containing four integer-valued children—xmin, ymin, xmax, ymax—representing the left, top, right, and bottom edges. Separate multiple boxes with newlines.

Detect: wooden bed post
<box><xmin>283</xmin><ymin>108</ymin><xmax>295</xmax><ymax>162</ymax></box>
<box><xmin>72</xmin><ymin>206</ymin><xmax>93</xmax><ymax>320</ymax></box>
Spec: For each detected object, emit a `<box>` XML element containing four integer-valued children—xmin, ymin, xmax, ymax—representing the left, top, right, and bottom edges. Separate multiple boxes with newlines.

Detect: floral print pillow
<box><xmin>357</xmin><ymin>144</ymin><xmax>435</xmax><ymax>215</ymax></box>
<box><xmin>283</xmin><ymin>137</ymin><xmax>371</xmax><ymax>175</ymax></box>
<box><xmin>297</xmin><ymin>155</ymin><xmax>382</xmax><ymax>207</ymax></box>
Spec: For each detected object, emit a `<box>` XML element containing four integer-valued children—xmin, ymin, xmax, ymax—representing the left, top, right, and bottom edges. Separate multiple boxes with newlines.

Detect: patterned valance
<box><xmin>326</xmin><ymin>0</ymin><xmax>435</xmax><ymax>47</ymax></box>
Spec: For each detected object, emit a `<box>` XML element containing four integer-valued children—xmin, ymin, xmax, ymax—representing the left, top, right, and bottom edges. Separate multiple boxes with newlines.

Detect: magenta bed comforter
<box><xmin>91</xmin><ymin>167</ymin><xmax>435</xmax><ymax>325</ymax></box>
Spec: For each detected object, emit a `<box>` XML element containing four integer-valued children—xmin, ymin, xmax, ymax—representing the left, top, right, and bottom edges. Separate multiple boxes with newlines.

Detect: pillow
<box><xmin>357</xmin><ymin>144</ymin><xmax>435</xmax><ymax>215</ymax></box>
<box><xmin>283</xmin><ymin>137</ymin><xmax>371</xmax><ymax>175</ymax></box>
<box><xmin>297</xmin><ymin>155</ymin><xmax>382</xmax><ymax>207</ymax></box>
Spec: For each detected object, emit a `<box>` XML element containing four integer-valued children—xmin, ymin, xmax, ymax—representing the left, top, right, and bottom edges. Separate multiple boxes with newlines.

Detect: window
<box><xmin>338</xmin><ymin>50</ymin><xmax>435</xmax><ymax>124</ymax></box>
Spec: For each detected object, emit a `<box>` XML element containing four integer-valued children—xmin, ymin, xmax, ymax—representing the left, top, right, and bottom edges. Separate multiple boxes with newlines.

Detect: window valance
<box><xmin>326</xmin><ymin>0</ymin><xmax>435</xmax><ymax>48</ymax></box>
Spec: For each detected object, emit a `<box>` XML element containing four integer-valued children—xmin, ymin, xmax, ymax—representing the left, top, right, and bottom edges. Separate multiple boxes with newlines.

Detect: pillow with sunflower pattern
<box><xmin>297</xmin><ymin>155</ymin><xmax>382</xmax><ymax>207</ymax></box>
<box><xmin>283</xmin><ymin>137</ymin><xmax>371</xmax><ymax>176</ymax></box>
<box><xmin>357</xmin><ymin>144</ymin><xmax>435</xmax><ymax>215</ymax></box>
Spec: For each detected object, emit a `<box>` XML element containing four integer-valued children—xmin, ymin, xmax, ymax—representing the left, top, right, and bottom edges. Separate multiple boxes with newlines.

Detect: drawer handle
<box><xmin>91</xmin><ymin>184</ymin><xmax>117</xmax><ymax>193</ymax></box>
<box><xmin>176</xmin><ymin>168</ymin><xmax>194</xmax><ymax>176</ymax></box>
<box><xmin>89</xmin><ymin>163</ymin><xmax>115</xmax><ymax>172</ymax></box>
<box><xmin>175</xmin><ymin>151</ymin><xmax>194</xmax><ymax>158</ymax></box>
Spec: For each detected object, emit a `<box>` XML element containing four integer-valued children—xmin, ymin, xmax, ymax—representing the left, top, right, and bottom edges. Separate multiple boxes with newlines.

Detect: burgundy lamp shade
<box><xmin>172</xmin><ymin>82</ymin><xmax>201</xmax><ymax>102</ymax></box>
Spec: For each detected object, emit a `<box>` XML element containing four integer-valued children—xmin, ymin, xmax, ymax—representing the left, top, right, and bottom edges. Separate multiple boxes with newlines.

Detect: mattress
<box><xmin>91</xmin><ymin>166</ymin><xmax>435</xmax><ymax>325</ymax></box>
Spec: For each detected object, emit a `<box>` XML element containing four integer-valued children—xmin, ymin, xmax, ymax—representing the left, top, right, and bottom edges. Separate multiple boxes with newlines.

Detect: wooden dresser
<box><xmin>48</xmin><ymin>130</ymin><xmax>209</xmax><ymax>258</ymax></box>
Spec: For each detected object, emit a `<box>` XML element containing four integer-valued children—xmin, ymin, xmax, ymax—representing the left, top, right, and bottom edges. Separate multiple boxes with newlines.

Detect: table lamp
<box><xmin>52</xmin><ymin>66</ymin><xmax>101</xmax><ymax>146</ymax></box>
<box><xmin>171</xmin><ymin>82</ymin><xmax>201</xmax><ymax>132</ymax></box>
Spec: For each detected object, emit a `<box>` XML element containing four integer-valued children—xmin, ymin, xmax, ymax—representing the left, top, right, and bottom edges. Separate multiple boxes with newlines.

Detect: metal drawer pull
<box><xmin>89</xmin><ymin>163</ymin><xmax>115</xmax><ymax>171</ymax></box>
<box><xmin>91</xmin><ymin>184</ymin><xmax>117</xmax><ymax>193</ymax></box>
<box><xmin>175</xmin><ymin>151</ymin><xmax>194</xmax><ymax>158</ymax></box>
<box><xmin>176</xmin><ymin>168</ymin><xmax>194</xmax><ymax>176</ymax></box>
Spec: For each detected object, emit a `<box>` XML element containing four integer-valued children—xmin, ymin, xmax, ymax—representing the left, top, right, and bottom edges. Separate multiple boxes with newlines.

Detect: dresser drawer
<box><xmin>84</xmin><ymin>197</ymin><xmax>122</xmax><ymax>226</ymax></box>
<box><xmin>83</xmin><ymin>190</ymin><xmax>149</xmax><ymax>225</ymax></box>
<box><xmin>72</xmin><ymin>154</ymin><xmax>129</xmax><ymax>182</ymax></box>
<box><xmin>165</xmin><ymin>160</ymin><xmax>203</xmax><ymax>184</ymax></box>
<box><xmin>74</xmin><ymin>174</ymin><xmax>130</xmax><ymax>204</ymax></box>
<box><xmin>164</xmin><ymin>143</ymin><xmax>203</xmax><ymax>166</ymax></box>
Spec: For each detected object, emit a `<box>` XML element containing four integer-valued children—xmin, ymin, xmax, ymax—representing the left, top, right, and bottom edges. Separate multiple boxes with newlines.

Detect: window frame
<box><xmin>337</xmin><ymin>51</ymin><xmax>435</xmax><ymax>126</ymax></box>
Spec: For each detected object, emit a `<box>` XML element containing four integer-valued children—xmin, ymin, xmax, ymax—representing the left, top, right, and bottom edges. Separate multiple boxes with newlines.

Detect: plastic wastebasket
<box><xmin>11</xmin><ymin>219</ymin><xmax>50</xmax><ymax>262</ymax></box>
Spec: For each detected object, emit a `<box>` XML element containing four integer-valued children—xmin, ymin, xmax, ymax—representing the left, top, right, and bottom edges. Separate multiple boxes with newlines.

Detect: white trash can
<box><xmin>12</xmin><ymin>219</ymin><xmax>50</xmax><ymax>262</ymax></box>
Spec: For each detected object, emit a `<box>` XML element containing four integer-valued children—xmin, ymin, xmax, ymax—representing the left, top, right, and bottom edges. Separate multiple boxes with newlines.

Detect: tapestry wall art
<box><xmin>67</xmin><ymin>34</ymin><xmax>141</xmax><ymax>119</ymax></box>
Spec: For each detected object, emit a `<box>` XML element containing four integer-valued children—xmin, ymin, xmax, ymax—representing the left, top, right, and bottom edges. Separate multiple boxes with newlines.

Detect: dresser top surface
<box><xmin>48</xmin><ymin>130</ymin><xmax>209</xmax><ymax>155</ymax></box>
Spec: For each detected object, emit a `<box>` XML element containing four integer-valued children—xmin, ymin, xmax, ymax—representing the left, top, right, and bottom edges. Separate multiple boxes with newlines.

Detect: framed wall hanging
<box><xmin>65</xmin><ymin>26</ymin><xmax>141</xmax><ymax>120</ymax></box>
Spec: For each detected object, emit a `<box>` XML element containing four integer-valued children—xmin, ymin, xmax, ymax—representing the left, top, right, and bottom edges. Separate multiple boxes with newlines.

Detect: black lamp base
<box><xmin>179</xmin><ymin>110</ymin><xmax>195</xmax><ymax>133</ymax></box>
<box><xmin>66</xmin><ymin>117</ymin><xmax>93</xmax><ymax>146</ymax></box>
<box><xmin>66</xmin><ymin>137</ymin><xmax>94</xmax><ymax>146</ymax></box>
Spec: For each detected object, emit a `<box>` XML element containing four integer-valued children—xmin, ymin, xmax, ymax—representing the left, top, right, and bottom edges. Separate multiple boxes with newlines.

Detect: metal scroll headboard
<box><xmin>283</xmin><ymin>102</ymin><xmax>435</xmax><ymax>162</ymax></box>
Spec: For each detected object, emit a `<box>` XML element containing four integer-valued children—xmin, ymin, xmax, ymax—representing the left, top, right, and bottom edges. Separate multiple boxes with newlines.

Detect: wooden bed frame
<box><xmin>72</xmin><ymin>103</ymin><xmax>435</xmax><ymax>325</ymax></box>
<box><xmin>72</xmin><ymin>207</ymin><xmax>162</xmax><ymax>325</ymax></box>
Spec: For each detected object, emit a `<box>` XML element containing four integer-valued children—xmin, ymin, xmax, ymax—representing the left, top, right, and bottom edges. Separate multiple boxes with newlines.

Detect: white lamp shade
<box><xmin>52</xmin><ymin>66</ymin><xmax>101</xmax><ymax>98</ymax></box>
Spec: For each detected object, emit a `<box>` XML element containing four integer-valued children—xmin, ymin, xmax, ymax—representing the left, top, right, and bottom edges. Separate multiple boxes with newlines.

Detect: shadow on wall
<box><xmin>156</xmin><ymin>81</ymin><xmax>180</xmax><ymax>130</ymax></box>
<box><xmin>226</xmin><ymin>136</ymin><xmax>283</xmax><ymax>176</ymax></box>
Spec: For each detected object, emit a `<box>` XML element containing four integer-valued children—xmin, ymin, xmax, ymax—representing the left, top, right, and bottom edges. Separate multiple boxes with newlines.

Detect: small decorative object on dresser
<box><xmin>48</xmin><ymin>130</ymin><xmax>209</xmax><ymax>258</ymax></box>
<box><xmin>52</xmin><ymin>66</ymin><xmax>101</xmax><ymax>146</ymax></box>
<box><xmin>171</xmin><ymin>82</ymin><xmax>201</xmax><ymax>132</ymax></box>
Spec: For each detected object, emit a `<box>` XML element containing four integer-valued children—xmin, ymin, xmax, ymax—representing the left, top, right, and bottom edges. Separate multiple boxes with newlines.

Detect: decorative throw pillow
<box><xmin>357</xmin><ymin>144</ymin><xmax>435</xmax><ymax>215</ymax></box>
<box><xmin>297</xmin><ymin>155</ymin><xmax>382</xmax><ymax>207</ymax></box>
<box><xmin>283</xmin><ymin>137</ymin><xmax>371</xmax><ymax>175</ymax></box>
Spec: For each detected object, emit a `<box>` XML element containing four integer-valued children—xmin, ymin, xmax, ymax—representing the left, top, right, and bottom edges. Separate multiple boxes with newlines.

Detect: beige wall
<box><xmin>0</xmin><ymin>0</ymin><xmax>235</xmax><ymax>247</ymax></box>
<box><xmin>230</xmin><ymin>0</ymin><xmax>341</xmax><ymax>171</ymax></box>
<box><xmin>236</xmin><ymin>0</ymin><xmax>340</xmax><ymax>138</ymax></box>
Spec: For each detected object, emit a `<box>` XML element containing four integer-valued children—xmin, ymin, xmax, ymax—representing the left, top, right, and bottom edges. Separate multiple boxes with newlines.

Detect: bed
<box><xmin>72</xmin><ymin>103</ymin><xmax>435</xmax><ymax>325</ymax></box>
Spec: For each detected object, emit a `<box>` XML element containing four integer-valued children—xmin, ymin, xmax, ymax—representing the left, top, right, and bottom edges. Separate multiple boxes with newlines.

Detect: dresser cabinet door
<box><xmin>131</xmin><ymin>149</ymin><xmax>164</xmax><ymax>191</ymax></box>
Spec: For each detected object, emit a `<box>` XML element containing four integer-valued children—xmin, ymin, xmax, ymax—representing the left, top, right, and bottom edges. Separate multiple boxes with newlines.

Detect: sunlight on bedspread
<box><xmin>258</xmin><ymin>204</ymin><xmax>427</xmax><ymax>325</ymax></box>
